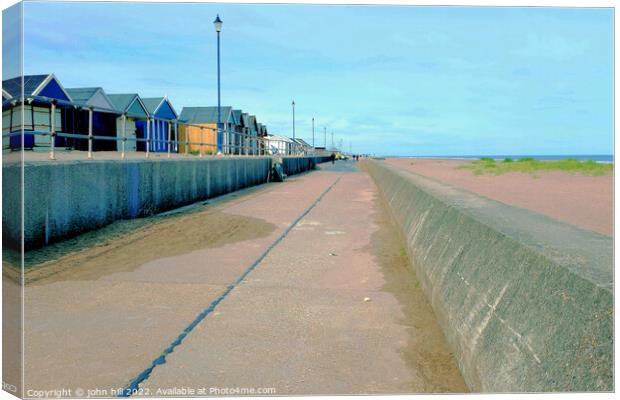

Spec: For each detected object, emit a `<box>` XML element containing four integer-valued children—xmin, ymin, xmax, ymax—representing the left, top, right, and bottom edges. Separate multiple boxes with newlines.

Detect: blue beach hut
<box><xmin>2</xmin><ymin>74</ymin><xmax>72</xmax><ymax>150</ymax></box>
<box><xmin>141</xmin><ymin>97</ymin><xmax>178</xmax><ymax>153</ymax></box>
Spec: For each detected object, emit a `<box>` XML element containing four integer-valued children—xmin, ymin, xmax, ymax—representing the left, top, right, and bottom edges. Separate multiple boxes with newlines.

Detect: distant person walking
<box><xmin>331</xmin><ymin>153</ymin><xmax>336</xmax><ymax>164</ymax></box>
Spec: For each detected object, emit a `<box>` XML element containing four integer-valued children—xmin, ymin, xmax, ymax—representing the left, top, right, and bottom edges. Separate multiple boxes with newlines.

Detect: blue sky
<box><xmin>15</xmin><ymin>2</ymin><xmax>614</xmax><ymax>155</ymax></box>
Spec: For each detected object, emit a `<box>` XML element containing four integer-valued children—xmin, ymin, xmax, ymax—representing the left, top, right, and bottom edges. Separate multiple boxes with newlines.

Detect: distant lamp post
<box><xmin>214</xmin><ymin>14</ymin><xmax>223</xmax><ymax>153</ymax></box>
<box><xmin>324</xmin><ymin>126</ymin><xmax>326</xmax><ymax>148</ymax></box>
<box><xmin>291</xmin><ymin>100</ymin><xmax>296</xmax><ymax>140</ymax></box>
<box><xmin>312</xmin><ymin>117</ymin><xmax>315</xmax><ymax>147</ymax></box>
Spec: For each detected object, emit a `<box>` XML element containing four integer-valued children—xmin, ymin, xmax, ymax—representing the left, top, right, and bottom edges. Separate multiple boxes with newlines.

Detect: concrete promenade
<box><xmin>16</xmin><ymin>161</ymin><xmax>466</xmax><ymax>396</ymax></box>
<box><xmin>7</xmin><ymin>158</ymin><xmax>611</xmax><ymax>396</ymax></box>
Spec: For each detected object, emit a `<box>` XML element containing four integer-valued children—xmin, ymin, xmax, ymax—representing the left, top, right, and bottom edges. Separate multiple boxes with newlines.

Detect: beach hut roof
<box><xmin>293</xmin><ymin>138</ymin><xmax>312</xmax><ymax>148</ymax></box>
<box><xmin>248</xmin><ymin>114</ymin><xmax>257</xmax><ymax>127</ymax></box>
<box><xmin>142</xmin><ymin>96</ymin><xmax>178</xmax><ymax>119</ymax></box>
<box><xmin>107</xmin><ymin>93</ymin><xmax>149</xmax><ymax>118</ymax></box>
<box><xmin>179</xmin><ymin>106</ymin><xmax>233</xmax><ymax>124</ymax></box>
<box><xmin>240</xmin><ymin>112</ymin><xmax>251</xmax><ymax>126</ymax></box>
<box><xmin>3</xmin><ymin>73</ymin><xmax>72</xmax><ymax>102</ymax></box>
<box><xmin>65</xmin><ymin>87</ymin><xmax>117</xmax><ymax>112</ymax></box>
<box><xmin>231</xmin><ymin>109</ymin><xmax>243</xmax><ymax>126</ymax></box>
<box><xmin>268</xmin><ymin>134</ymin><xmax>294</xmax><ymax>143</ymax></box>
<box><xmin>257</xmin><ymin>123</ymin><xmax>267</xmax><ymax>135</ymax></box>
<box><xmin>108</xmin><ymin>93</ymin><xmax>137</xmax><ymax>111</ymax></box>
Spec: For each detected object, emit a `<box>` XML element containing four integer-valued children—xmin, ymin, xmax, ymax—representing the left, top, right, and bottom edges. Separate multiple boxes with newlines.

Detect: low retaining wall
<box><xmin>281</xmin><ymin>156</ymin><xmax>331</xmax><ymax>175</ymax></box>
<box><xmin>2</xmin><ymin>156</ymin><xmax>329</xmax><ymax>250</ymax></box>
<box><xmin>364</xmin><ymin>160</ymin><xmax>612</xmax><ymax>392</ymax></box>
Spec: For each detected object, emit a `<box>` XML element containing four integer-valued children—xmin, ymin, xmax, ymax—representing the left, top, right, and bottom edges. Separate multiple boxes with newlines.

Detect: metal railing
<box><xmin>2</xmin><ymin>128</ymin><xmax>318</xmax><ymax>159</ymax></box>
<box><xmin>2</xmin><ymin>100</ymin><xmax>321</xmax><ymax>160</ymax></box>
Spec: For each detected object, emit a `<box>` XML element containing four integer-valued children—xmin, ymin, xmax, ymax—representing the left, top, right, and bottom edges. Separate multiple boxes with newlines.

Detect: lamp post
<box><xmin>324</xmin><ymin>126</ymin><xmax>326</xmax><ymax>148</ymax></box>
<box><xmin>214</xmin><ymin>14</ymin><xmax>223</xmax><ymax>154</ymax></box>
<box><xmin>291</xmin><ymin>100</ymin><xmax>295</xmax><ymax>140</ymax></box>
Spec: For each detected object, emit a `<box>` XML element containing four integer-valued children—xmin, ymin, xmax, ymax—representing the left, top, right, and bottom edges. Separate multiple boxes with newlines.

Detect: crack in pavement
<box><xmin>120</xmin><ymin>175</ymin><xmax>343</xmax><ymax>397</ymax></box>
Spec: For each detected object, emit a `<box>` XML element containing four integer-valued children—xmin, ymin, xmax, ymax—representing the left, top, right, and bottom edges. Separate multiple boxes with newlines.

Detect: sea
<box><xmin>399</xmin><ymin>155</ymin><xmax>614</xmax><ymax>164</ymax></box>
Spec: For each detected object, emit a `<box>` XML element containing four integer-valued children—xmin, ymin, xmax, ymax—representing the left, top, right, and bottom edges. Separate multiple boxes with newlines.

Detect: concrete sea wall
<box><xmin>3</xmin><ymin>156</ymin><xmax>329</xmax><ymax>250</ymax></box>
<box><xmin>281</xmin><ymin>156</ymin><xmax>331</xmax><ymax>175</ymax></box>
<box><xmin>364</xmin><ymin>160</ymin><xmax>613</xmax><ymax>392</ymax></box>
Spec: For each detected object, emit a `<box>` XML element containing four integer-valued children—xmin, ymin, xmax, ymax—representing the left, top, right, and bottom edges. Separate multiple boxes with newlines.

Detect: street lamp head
<box><xmin>214</xmin><ymin>14</ymin><xmax>223</xmax><ymax>32</ymax></box>
<box><xmin>292</xmin><ymin>100</ymin><xmax>295</xmax><ymax>106</ymax></box>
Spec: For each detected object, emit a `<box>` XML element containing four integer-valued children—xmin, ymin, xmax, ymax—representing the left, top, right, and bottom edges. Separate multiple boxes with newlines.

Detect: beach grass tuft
<box><xmin>458</xmin><ymin>157</ymin><xmax>613</xmax><ymax>176</ymax></box>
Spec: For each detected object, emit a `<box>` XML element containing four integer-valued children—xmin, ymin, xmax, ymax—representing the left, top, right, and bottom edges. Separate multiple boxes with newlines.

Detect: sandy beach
<box><xmin>385</xmin><ymin>158</ymin><xmax>613</xmax><ymax>236</ymax></box>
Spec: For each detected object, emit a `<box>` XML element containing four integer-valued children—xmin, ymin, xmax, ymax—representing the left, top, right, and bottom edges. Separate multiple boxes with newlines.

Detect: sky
<box><xmin>10</xmin><ymin>1</ymin><xmax>615</xmax><ymax>156</ymax></box>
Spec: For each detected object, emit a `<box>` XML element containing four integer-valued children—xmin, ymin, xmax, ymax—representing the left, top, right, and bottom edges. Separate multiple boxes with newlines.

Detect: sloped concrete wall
<box><xmin>3</xmin><ymin>156</ymin><xmax>328</xmax><ymax>250</ymax></box>
<box><xmin>364</xmin><ymin>160</ymin><xmax>612</xmax><ymax>392</ymax></box>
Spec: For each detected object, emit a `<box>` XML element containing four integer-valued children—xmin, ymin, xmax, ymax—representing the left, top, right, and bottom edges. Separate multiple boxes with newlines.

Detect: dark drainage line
<box><xmin>120</xmin><ymin>176</ymin><xmax>342</xmax><ymax>397</ymax></box>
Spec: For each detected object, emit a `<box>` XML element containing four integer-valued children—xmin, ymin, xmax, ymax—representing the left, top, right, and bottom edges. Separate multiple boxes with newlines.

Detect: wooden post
<box><xmin>49</xmin><ymin>102</ymin><xmax>56</xmax><ymax>160</ymax></box>
<box><xmin>88</xmin><ymin>107</ymin><xmax>93</xmax><ymax>159</ymax></box>
<box><xmin>146</xmin><ymin>117</ymin><xmax>150</xmax><ymax>158</ymax></box>
<box><xmin>185</xmin><ymin>124</ymin><xmax>189</xmax><ymax>156</ymax></box>
<box><xmin>121</xmin><ymin>113</ymin><xmax>126</xmax><ymax>159</ymax></box>
<box><xmin>223</xmin><ymin>125</ymin><xmax>228</xmax><ymax>155</ymax></box>
<box><xmin>199</xmin><ymin>127</ymin><xmax>204</xmax><ymax>157</ymax></box>
<box><xmin>174</xmin><ymin>121</ymin><xmax>178</xmax><ymax>153</ymax></box>
<box><xmin>167</xmin><ymin>121</ymin><xmax>171</xmax><ymax>159</ymax></box>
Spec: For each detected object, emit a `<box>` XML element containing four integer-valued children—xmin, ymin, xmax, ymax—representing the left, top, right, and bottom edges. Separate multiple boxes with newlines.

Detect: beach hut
<box><xmin>247</xmin><ymin>115</ymin><xmax>258</xmax><ymax>155</ymax></box>
<box><xmin>178</xmin><ymin>106</ymin><xmax>235</xmax><ymax>155</ymax></box>
<box><xmin>292</xmin><ymin>138</ymin><xmax>313</xmax><ymax>155</ymax></box>
<box><xmin>2</xmin><ymin>74</ymin><xmax>72</xmax><ymax>150</ymax></box>
<box><xmin>231</xmin><ymin>109</ymin><xmax>245</xmax><ymax>154</ymax></box>
<box><xmin>141</xmin><ymin>97</ymin><xmax>178</xmax><ymax>153</ymax></box>
<box><xmin>108</xmin><ymin>93</ymin><xmax>150</xmax><ymax>153</ymax></box>
<box><xmin>259</xmin><ymin>123</ymin><xmax>269</xmax><ymax>154</ymax></box>
<box><xmin>256</xmin><ymin>123</ymin><xmax>266</xmax><ymax>154</ymax></box>
<box><xmin>264</xmin><ymin>134</ymin><xmax>294</xmax><ymax>155</ymax></box>
<box><xmin>65</xmin><ymin>87</ymin><xmax>120</xmax><ymax>151</ymax></box>
<box><xmin>240</xmin><ymin>113</ymin><xmax>252</xmax><ymax>155</ymax></box>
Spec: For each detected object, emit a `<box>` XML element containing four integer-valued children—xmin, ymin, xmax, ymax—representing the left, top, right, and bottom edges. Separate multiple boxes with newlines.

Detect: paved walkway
<box><xmin>21</xmin><ymin>161</ymin><xmax>465</xmax><ymax>396</ymax></box>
